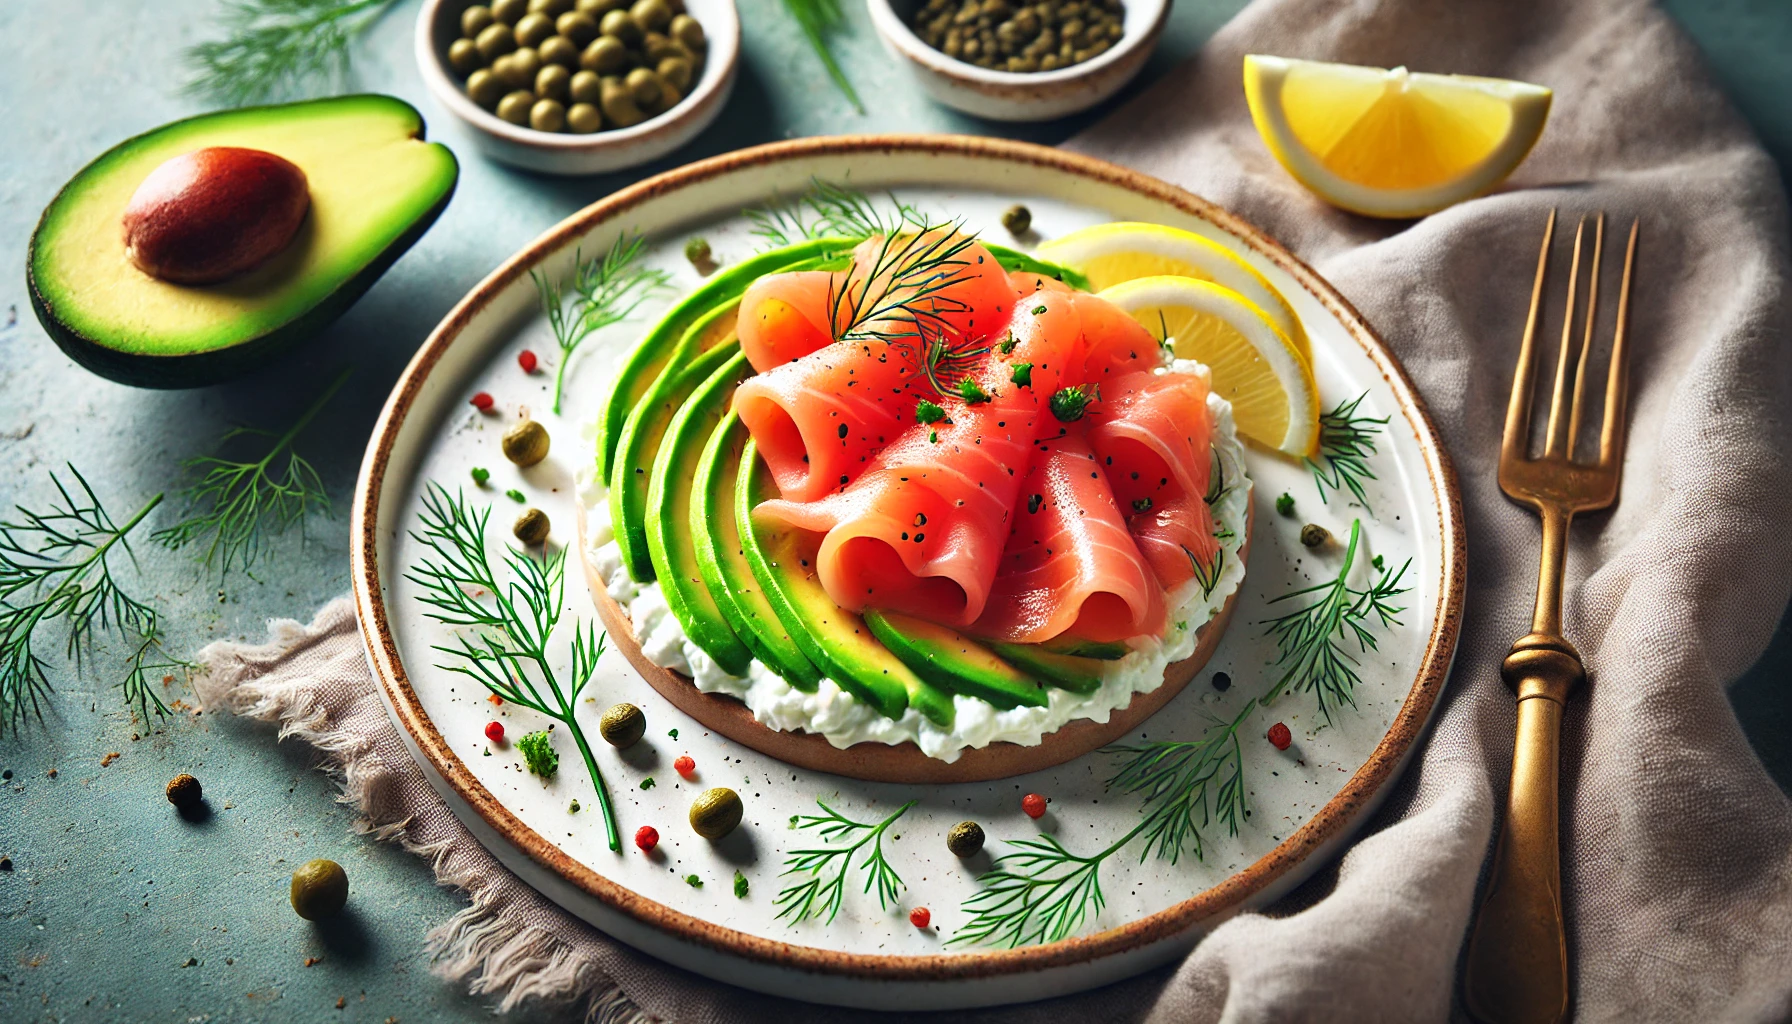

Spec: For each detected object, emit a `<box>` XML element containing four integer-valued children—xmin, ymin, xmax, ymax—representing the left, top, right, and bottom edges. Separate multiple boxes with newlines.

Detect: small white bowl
<box><xmin>866</xmin><ymin>0</ymin><xmax>1167</xmax><ymax>122</ymax></box>
<box><xmin>415</xmin><ymin>0</ymin><xmax>739</xmax><ymax>175</ymax></box>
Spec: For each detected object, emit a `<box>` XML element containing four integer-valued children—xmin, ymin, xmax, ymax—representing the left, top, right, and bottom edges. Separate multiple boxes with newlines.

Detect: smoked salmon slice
<box><xmin>1130</xmin><ymin>498</ymin><xmax>1221</xmax><ymax>593</ymax></box>
<box><xmin>1088</xmin><ymin>369</ymin><xmax>1213</xmax><ymax>511</ymax></box>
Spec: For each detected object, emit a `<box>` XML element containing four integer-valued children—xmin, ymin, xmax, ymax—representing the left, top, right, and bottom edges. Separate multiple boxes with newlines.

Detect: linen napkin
<box><xmin>194</xmin><ymin>0</ymin><xmax>1792</xmax><ymax>1018</ymax></box>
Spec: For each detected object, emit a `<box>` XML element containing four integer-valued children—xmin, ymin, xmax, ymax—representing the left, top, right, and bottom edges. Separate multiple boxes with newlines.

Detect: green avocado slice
<box><xmin>987</xmin><ymin>642</ymin><xmax>1107</xmax><ymax>695</ymax></box>
<box><xmin>863</xmin><ymin>610</ymin><xmax>1049</xmax><ymax>710</ymax></box>
<box><xmin>1036</xmin><ymin>636</ymin><xmax>1130</xmax><ymax>660</ymax></box>
<box><xmin>693</xmin><ymin>411</ymin><xmax>822</xmax><ymax>690</ymax></box>
<box><xmin>646</xmin><ymin>349</ymin><xmax>756</xmax><ymax>676</ymax></box>
<box><xmin>736</xmin><ymin>440</ymin><xmax>954</xmax><ymax>727</ymax></box>
<box><xmin>985</xmin><ymin>244</ymin><xmax>1091</xmax><ymax>292</ymax></box>
<box><xmin>594</xmin><ymin>237</ymin><xmax>849</xmax><ymax>481</ymax></box>
<box><xmin>27</xmin><ymin>95</ymin><xmax>458</xmax><ymax>389</ymax></box>
<box><xmin>610</xmin><ymin>297</ymin><xmax>742</xmax><ymax>582</ymax></box>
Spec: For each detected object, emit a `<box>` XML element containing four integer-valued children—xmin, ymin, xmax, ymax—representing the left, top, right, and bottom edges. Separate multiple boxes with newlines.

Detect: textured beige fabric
<box><xmin>196</xmin><ymin>0</ymin><xmax>1792</xmax><ymax>1018</ymax></box>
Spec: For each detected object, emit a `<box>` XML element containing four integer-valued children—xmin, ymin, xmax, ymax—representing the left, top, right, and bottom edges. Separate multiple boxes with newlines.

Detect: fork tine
<box><xmin>1566</xmin><ymin>213</ymin><xmax>1605</xmax><ymax>458</ymax></box>
<box><xmin>1599</xmin><ymin>219</ymin><xmax>1639</xmax><ymax>469</ymax></box>
<box><xmin>1504</xmin><ymin>209</ymin><xmax>1557</xmax><ymax>464</ymax></box>
<box><xmin>1543</xmin><ymin>217</ymin><xmax>1587</xmax><ymax>459</ymax></box>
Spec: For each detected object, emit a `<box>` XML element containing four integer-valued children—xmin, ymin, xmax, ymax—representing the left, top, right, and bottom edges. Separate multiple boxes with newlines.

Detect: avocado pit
<box><xmin>122</xmin><ymin>146</ymin><xmax>310</xmax><ymax>285</ymax></box>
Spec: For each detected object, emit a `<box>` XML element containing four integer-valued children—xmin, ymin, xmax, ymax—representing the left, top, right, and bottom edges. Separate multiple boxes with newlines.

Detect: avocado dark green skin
<box><xmin>25</xmin><ymin>96</ymin><xmax>459</xmax><ymax>390</ymax></box>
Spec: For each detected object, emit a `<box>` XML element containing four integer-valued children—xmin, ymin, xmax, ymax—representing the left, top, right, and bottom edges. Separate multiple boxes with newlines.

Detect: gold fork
<box><xmin>1462</xmin><ymin>210</ymin><xmax>1639</xmax><ymax>1024</ymax></box>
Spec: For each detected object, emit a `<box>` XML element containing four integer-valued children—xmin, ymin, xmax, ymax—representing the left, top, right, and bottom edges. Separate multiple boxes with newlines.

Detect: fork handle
<box><xmin>1463</xmin><ymin>634</ymin><xmax>1584</xmax><ymax>1024</ymax></box>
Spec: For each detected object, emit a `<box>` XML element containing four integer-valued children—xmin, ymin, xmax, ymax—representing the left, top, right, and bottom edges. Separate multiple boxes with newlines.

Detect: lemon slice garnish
<box><xmin>1099</xmin><ymin>275</ymin><xmax>1320</xmax><ymax>456</ymax></box>
<box><xmin>1243</xmin><ymin>54</ymin><xmax>1552</xmax><ymax>218</ymax></box>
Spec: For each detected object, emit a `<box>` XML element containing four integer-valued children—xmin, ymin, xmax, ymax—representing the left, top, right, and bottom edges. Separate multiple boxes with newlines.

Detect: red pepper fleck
<box><xmin>1021</xmin><ymin>793</ymin><xmax>1047</xmax><ymax>819</ymax></box>
<box><xmin>487</xmin><ymin>693</ymin><xmax>503</xmax><ymax>706</ymax></box>
<box><xmin>1267</xmin><ymin>723</ymin><xmax>1292</xmax><ymax>750</ymax></box>
<box><xmin>634</xmin><ymin>826</ymin><xmax>659</xmax><ymax>853</ymax></box>
<box><xmin>909</xmin><ymin>906</ymin><xmax>931</xmax><ymax>928</ymax></box>
<box><xmin>484</xmin><ymin>721</ymin><xmax>504</xmax><ymax>743</ymax></box>
<box><xmin>674</xmin><ymin>755</ymin><xmax>696</xmax><ymax>779</ymax></box>
<box><xmin>470</xmin><ymin>391</ymin><xmax>495</xmax><ymax>412</ymax></box>
<box><xmin>518</xmin><ymin>350</ymin><xmax>538</xmax><ymax>373</ymax></box>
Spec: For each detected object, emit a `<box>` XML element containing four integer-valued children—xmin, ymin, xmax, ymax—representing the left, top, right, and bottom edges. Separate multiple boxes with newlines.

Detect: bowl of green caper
<box><xmin>416</xmin><ymin>0</ymin><xmax>738</xmax><ymax>174</ymax></box>
<box><xmin>866</xmin><ymin>0</ymin><xmax>1167</xmax><ymax>122</ymax></box>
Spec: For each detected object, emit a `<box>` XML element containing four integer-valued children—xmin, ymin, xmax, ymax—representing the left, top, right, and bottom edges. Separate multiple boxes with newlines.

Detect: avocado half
<box><xmin>27</xmin><ymin>95</ymin><xmax>459</xmax><ymax>388</ymax></box>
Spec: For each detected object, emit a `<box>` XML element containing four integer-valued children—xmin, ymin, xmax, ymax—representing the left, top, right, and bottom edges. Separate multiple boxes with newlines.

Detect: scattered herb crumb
<box><xmin>517</xmin><ymin>730</ymin><xmax>559</xmax><ymax>778</ymax></box>
<box><xmin>1372</xmin><ymin>554</ymin><xmax>1386</xmax><ymax>571</ymax></box>
<box><xmin>929</xmin><ymin>430</ymin><xmax>939</xmax><ymax>444</ymax></box>
<box><xmin>957</xmin><ymin>378</ymin><xmax>991</xmax><ymax>405</ymax></box>
<box><xmin>789</xmin><ymin>814</ymin><xmax>799</xmax><ymax>828</ymax></box>
<box><xmin>1009</xmin><ymin>362</ymin><xmax>1033</xmax><ymax>387</ymax></box>
<box><xmin>471</xmin><ymin>467</ymin><xmax>490</xmax><ymax>487</ymax></box>
<box><xmin>733</xmin><ymin>870</ymin><xmax>749</xmax><ymax>898</ymax></box>
<box><xmin>685</xmin><ymin>874</ymin><xmax>703</xmax><ymax>888</ymax></box>
<box><xmin>915</xmin><ymin>400</ymin><xmax>945</xmax><ymax>425</ymax></box>
<box><xmin>1276</xmin><ymin>492</ymin><xmax>1295</xmax><ymax>517</ymax></box>
<box><xmin>640</xmin><ymin>777</ymin><xmax>656</xmax><ymax>790</ymax></box>
<box><xmin>1031</xmin><ymin>304</ymin><xmax>1048</xmax><ymax>315</ymax></box>
<box><xmin>1131</xmin><ymin>497</ymin><xmax>1153</xmax><ymax>513</ymax></box>
<box><xmin>505</xmin><ymin>489</ymin><xmax>526</xmax><ymax>504</ymax></box>
<box><xmin>1049</xmin><ymin>385</ymin><xmax>1093</xmax><ymax>423</ymax></box>
<box><xmin>668</xmin><ymin>728</ymin><xmax>679</xmax><ymax>740</ymax></box>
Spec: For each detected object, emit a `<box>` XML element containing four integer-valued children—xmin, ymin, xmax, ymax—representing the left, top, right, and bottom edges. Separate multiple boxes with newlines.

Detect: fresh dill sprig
<box><xmin>0</xmin><ymin>467</ymin><xmax>171</xmax><ymax>730</ymax></box>
<box><xmin>832</xmin><ymin>227</ymin><xmax>979</xmax><ymax>344</ymax></box>
<box><xmin>185</xmin><ymin>0</ymin><xmax>402</xmax><ymax>107</ymax></box>
<box><xmin>533</xmin><ymin>233</ymin><xmax>672</xmax><ymax>415</ymax></box>
<box><xmin>745</xmin><ymin>179</ymin><xmax>927</xmax><ymax>250</ymax></box>
<box><xmin>950</xmin><ymin>831</ymin><xmax>1122</xmax><ymax>948</ymax></box>
<box><xmin>1261</xmin><ymin>518</ymin><xmax>1410</xmax><ymax>722</ymax></box>
<box><xmin>1304</xmin><ymin>393</ymin><xmax>1388</xmax><ymax>512</ymax></box>
<box><xmin>1105</xmin><ymin>699</ymin><xmax>1255</xmax><ymax>865</ymax></box>
<box><xmin>775</xmin><ymin>799</ymin><xmax>914</xmax><ymax>925</ymax></box>
<box><xmin>405</xmin><ymin>484</ymin><xmax>621</xmax><ymax>851</ymax></box>
<box><xmin>778</xmin><ymin>0</ymin><xmax>864</xmax><ymax>113</ymax></box>
<box><xmin>152</xmin><ymin>368</ymin><xmax>348</xmax><ymax>577</ymax></box>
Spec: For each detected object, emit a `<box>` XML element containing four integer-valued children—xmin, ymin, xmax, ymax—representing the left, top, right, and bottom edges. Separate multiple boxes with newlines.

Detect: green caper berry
<box><xmin>600</xmin><ymin>77</ymin><xmax>645</xmax><ymax>126</ymax></box>
<box><xmin>448</xmin><ymin>37</ymin><xmax>485</xmax><ymax>74</ymax></box>
<box><xmin>689</xmin><ymin>787</ymin><xmax>743</xmax><ymax>840</ymax></box>
<box><xmin>1300</xmin><ymin>523</ymin><xmax>1331</xmax><ymax>548</ymax></box>
<box><xmin>475</xmin><ymin>21</ymin><xmax>518</xmax><ymax>60</ymax></box>
<box><xmin>462</xmin><ymin>4</ymin><xmax>496</xmax><ymax>37</ymax></box>
<box><xmin>504</xmin><ymin>46</ymin><xmax>542</xmax><ymax>85</ymax></box>
<box><xmin>625</xmin><ymin>66</ymin><xmax>662</xmax><ymax>105</ymax></box>
<box><xmin>166</xmin><ymin>773</ymin><xmax>203</xmax><ymax>810</ymax></box>
<box><xmin>1001</xmin><ymin>204</ymin><xmax>1032</xmax><ymax>235</ymax></box>
<box><xmin>467</xmin><ymin>68</ymin><xmax>506</xmax><ymax>108</ymax></box>
<box><xmin>642</xmin><ymin>31</ymin><xmax>678</xmax><ymax>62</ymax></box>
<box><xmin>598</xmin><ymin>703</ymin><xmax>646</xmax><ymax>747</ymax></box>
<box><xmin>577</xmin><ymin>0</ymin><xmax>624</xmax><ymax>16</ymax></box>
<box><xmin>501</xmin><ymin>416</ymin><xmax>551</xmax><ymax>465</ymax></box>
<box><xmin>513</xmin><ymin>507</ymin><xmax>551</xmax><ymax>545</ymax></box>
<box><xmin>657</xmin><ymin>55</ymin><xmax>693</xmax><ymax>91</ymax></box>
<box><xmin>526</xmin><ymin>0</ymin><xmax>571</xmax><ymax>14</ymax></box>
<box><xmin>567</xmin><ymin>102</ymin><xmax>604</xmax><ymax>133</ymax></box>
<box><xmin>640</xmin><ymin>77</ymin><xmax>680</xmax><ymax>117</ymax></box>
<box><xmin>492</xmin><ymin>0</ymin><xmax>528</xmax><ymax>24</ymax></box>
<box><xmin>538</xmin><ymin>34</ymin><xmax>580</xmax><ymax>67</ymax></box>
<box><xmin>536</xmin><ymin>63</ymin><xmax>572</xmax><ymax>101</ymax></box>
<box><xmin>529</xmin><ymin>98</ymin><xmax>567</xmax><ymax>132</ymax></box>
<box><xmin>556</xmin><ymin>10</ymin><xmax>600</xmax><ymax>46</ymax></box>
<box><xmin>600</xmin><ymin>8</ymin><xmax>643</xmax><ymax>46</ymax></box>
<box><xmin>684</xmin><ymin>237</ymin><xmax>711</xmax><ymax>265</ymax></box>
<box><xmin>581</xmin><ymin>34</ymin><xmax>631</xmax><ymax>74</ymax></box>
<box><xmin>496</xmin><ymin>89</ymin><xmax>536</xmax><ymax>124</ymax></box>
<box><xmin>669</xmin><ymin>13</ymin><xmax>705</xmax><ymax>49</ymax></box>
<box><xmin>515</xmin><ymin>10</ymin><xmax>555</xmax><ymax>46</ymax></box>
<box><xmin>569</xmin><ymin>69</ymin><xmax>603</xmax><ymax>103</ymax></box>
<box><xmin>290</xmin><ymin>859</ymin><xmax>349</xmax><ymax>920</ymax></box>
<box><xmin>946</xmin><ymin>820</ymin><xmax>985</xmax><ymax>857</ymax></box>
<box><xmin>631</xmin><ymin>0</ymin><xmax>673</xmax><ymax>32</ymax></box>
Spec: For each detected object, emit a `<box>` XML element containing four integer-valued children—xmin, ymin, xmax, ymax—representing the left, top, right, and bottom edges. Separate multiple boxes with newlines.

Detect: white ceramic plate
<box><xmin>353</xmin><ymin>136</ymin><xmax>1465</xmax><ymax>1010</ymax></box>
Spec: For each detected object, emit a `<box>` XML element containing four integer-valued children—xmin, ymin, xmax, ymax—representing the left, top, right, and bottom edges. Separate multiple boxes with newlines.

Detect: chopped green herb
<box><xmin>685</xmin><ymin>874</ymin><xmax>703</xmax><ymax>888</ymax></box>
<box><xmin>789</xmin><ymin>814</ymin><xmax>800</xmax><ymax>828</ymax></box>
<box><xmin>471</xmin><ymin>467</ymin><xmax>491</xmax><ymax>487</ymax></box>
<box><xmin>957</xmin><ymin>378</ymin><xmax>991</xmax><ymax>405</ymax></box>
<box><xmin>1132</xmin><ymin>497</ymin><xmax>1153</xmax><ymax>513</ymax></box>
<box><xmin>504</xmin><ymin>489</ymin><xmax>526</xmax><ymax>504</ymax></box>
<box><xmin>734</xmin><ymin>870</ymin><xmax>750</xmax><ymax>898</ymax></box>
<box><xmin>1049</xmin><ymin>385</ymin><xmax>1093</xmax><ymax>423</ymax></box>
<box><xmin>1031</xmin><ymin>304</ymin><xmax>1047</xmax><ymax>315</ymax></box>
<box><xmin>1009</xmin><ymin>362</ymin><xmax>1033</xmax><ymax>387</ymax></box>
<box><xmin>915</xmin><ymin>400</ymin><xmax>946</xmax><ymax>425</ymax></box>
<box><xmin>929</xmin><ymin>430</ymin><xmax>939</xmax><ymax>444</ymax></box>
<box><xmin>998</xmin><ymin>334</ymin><xmax>1017</xmax><ymax>354</ymax></box>
<box><xmin>640</xmin><ymin>777</ymin><xmax>656</xmax><ymax>790</ymax></box>
<box><xmin>668</xmin><ymin>728</ymin><xmax>679</xmax><ymax>740</ymax></box>
<box><xmin>1372</xmin><ymin>554</ymin><xmax>1386</xmax><ymax>571</ymax></box>
<box><xmin>1276</xmin><ymin>492</ymin><xmax>1295</xmax><ymax>517</ymax></box>
<box><xmin>517</xmin><ymin>730</ymin><xmax>559</xmax><ymax>778</ymax></box>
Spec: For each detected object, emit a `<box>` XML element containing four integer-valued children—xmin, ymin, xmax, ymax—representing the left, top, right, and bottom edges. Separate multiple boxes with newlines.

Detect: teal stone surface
<box><xmin>1</xmin><ymin>0</ymin><xmax>1787</xmax><ymax>1020</ymax></box>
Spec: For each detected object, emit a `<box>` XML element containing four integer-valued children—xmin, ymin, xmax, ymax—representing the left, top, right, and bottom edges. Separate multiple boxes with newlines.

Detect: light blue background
<box><xmin>2</xmin><ymin>1</ymin><xmax>1787</xmax><ymax>1020</ymax></box>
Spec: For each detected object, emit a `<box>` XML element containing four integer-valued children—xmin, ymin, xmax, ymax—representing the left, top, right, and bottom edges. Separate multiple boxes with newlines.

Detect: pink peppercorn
<box><xmin>518</xmin><ymin>350</ymin><xmax>538</xmax><ymax>373</ymax></box>
<box><xmin>909</xmin><ymin>907</ymin><xmax>931</xmax><ymax>928</ymax></box>
<box><xmin>484</xmin><ymin>721</ymin><xmax>504</xmax><ymax>743</ymax></box>
<box><xmin>1021</xmin><ymin>793</ymin><xmax>1047</xmax><ymax>819</ymax></box>
<box><xmin>674</xmin><ymin>755</ymin><xmax>696</xmax><ymax>779</ymax></box>
<box><xmin>470</xmin><ymin>391</ymin><xmax>495</xmax><ymax>412</ymax></box>
<box><xmin>635</xmin><ymin>826</ymin><xmax>659</xmax><ymax>853</ymax></box>
<box><xmin>1268</xmin><ymin>723</ymin><xmax>1292</xmax><ymax>750</ymax></box>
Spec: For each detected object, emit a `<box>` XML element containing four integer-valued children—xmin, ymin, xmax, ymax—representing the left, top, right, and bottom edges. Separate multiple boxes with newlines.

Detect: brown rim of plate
<box><xmin>351</xmin><ymin>134</ymin><xmax>1467</xmax><ymax>984</ymax></box>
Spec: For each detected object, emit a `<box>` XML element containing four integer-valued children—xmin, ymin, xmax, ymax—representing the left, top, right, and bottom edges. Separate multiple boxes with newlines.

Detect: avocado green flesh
<box><xmin>646</xmin><ymin>350</ymin><xmax>756</xmax><ymax>677</ymax></box>
<box><xmin>595</xmin><ymin>237</ymin><xmax>848</xmax><ymax>481</ymax></box>
<box><xmin>610</xmin><ymin>297</ymin><xmax>743</xmax><ymax>582</ymax></box>
<box><xmin>985</xmin><ymin>244</ymin><xmax>1091</xmax><ymax>292</ymax></box>
<box><xmin>692</xmin><ymin>412</ymin><xmax>822</xmax><ymax>690</ymax></box>
<box><xmin>987</xmin><ymin>642</ymin><xmax>1106</xmax><ymax>695</ymax></box>
<box><xmin>736</xmin><ymin>441</ymin><xmax>954</xmax><ymax>727</ymax></box>
<box><xmin>27</xmin><ymin>95</ymin><xmax>457</xmax><ymax>388</ymax></box>
<box><xmin>863</xmin><ymin>610</ymin><xmax>1049</xmax><ymax>710</ymax></box>
<box><xmin>1037</xmin><ymin>636</ymin><xmax>1130</xmax><ymax>660</ymax></box>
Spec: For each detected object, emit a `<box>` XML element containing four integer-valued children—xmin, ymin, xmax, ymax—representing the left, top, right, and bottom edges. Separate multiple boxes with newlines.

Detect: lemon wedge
<box><xmin>1099</xmin><ymin>275</ymin><xmax>1320</xmax><ymax>456</ymax></box>
<box><xmin>1038</xmin><ymin>221</ymin><xmax>1307</xmax><ymax>357</ymax></box>
<box><xmin>1243</xmin><ymin>54</ymin><xmax>1552</xmax><ymax>218</ymax></box>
